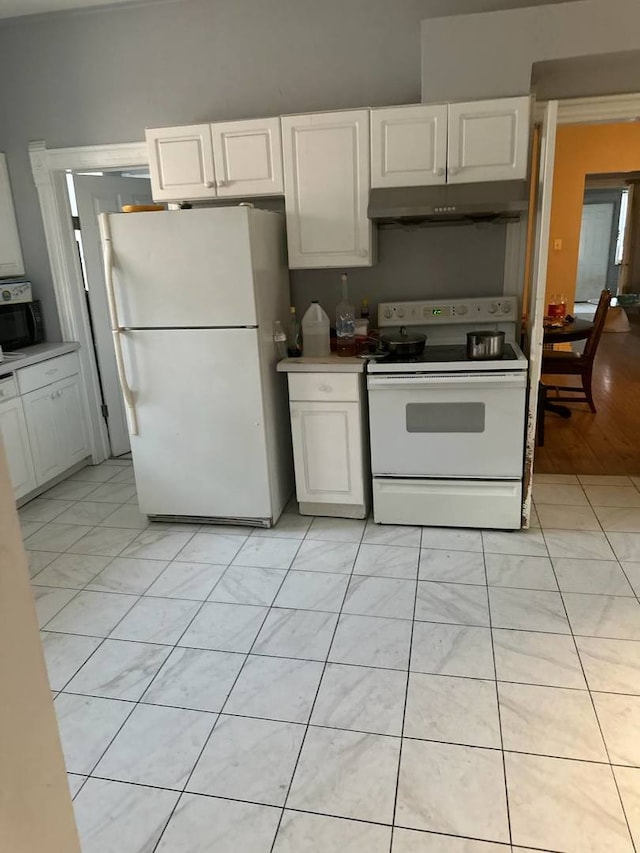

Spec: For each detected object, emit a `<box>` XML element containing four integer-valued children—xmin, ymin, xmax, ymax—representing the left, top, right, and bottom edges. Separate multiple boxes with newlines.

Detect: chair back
<box><xmin>583</xmin><ymin>289</ymin><xmax>611</xmax><ymax>363</ymax></box>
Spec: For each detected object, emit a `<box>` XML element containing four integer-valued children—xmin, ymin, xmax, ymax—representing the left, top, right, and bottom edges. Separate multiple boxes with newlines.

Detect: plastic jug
<box><xmin>302</xmin><ymin>301</ymin><xmax>330</xmax><ymax>358</ymax></box>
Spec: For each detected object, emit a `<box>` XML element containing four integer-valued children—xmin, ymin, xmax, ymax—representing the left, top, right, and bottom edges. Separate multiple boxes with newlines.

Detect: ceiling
<box><xmin>0</xmin><ymin>0</ymin><xmax>142</xmax><ymax>20</ymax></box>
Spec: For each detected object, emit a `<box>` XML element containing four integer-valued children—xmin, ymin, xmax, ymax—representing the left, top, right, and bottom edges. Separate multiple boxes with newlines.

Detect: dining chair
<box><xmin>541</xmin><ymin>289</ymin><xmax>611</xmax><ymax>413</ymax></box>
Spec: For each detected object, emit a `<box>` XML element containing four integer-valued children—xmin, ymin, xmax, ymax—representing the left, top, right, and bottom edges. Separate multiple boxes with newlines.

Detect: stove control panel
<box><xmin>378</xmin><ymin>296</ymin><xmax>517</xmax><ymax>327</ymax></box>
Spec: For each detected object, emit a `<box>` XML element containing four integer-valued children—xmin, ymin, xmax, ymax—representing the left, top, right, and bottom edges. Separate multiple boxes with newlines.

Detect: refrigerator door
<box><xmin>108</xmin><ymin>207</ymin><xmax>258</xmax><ymax>328</ymax></box>
<box><xmin>121</xmin><ymin>327</ymin><xmax>272</xmax><ymax>520</ymax></box>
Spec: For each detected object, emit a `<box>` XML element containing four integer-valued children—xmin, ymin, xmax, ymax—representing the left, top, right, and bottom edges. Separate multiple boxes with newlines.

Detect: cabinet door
<box><xmin>22</xmin><ymin>385</ymin><xmax>61</xmax><ymax>486</ymax></box>
<box><xmin>0</xmin><ymin>153</ymin><xmax>25</xmax><ymax>277</ymax></box>
<box><xmin>0</xmin><ymin>397</ymin><xmax>36</xmax><ymax>499</ymax></box>
<box><xmin>281</xmin><ymin>110</ymin><xmax>373</xmax><ymax>269</ymax></box>
<box><xmin>54</xmin><ymin>375</ymin><xmax>90</xmax><ymax>469</ymax></box>
<box><xmin>212</xmin><ymin>117</ymin><xmax>283</xmax><ymax>197</ymax></box>
<box><xmin>146</xmin><ymin>125</ymin><xmax>216</xmax><ymax>201</ymax></box>
<box><xmin>447</xmin><ymin>96</ymin><xmax>530</xmax><ymax>184</ymax></box>
<box><xmin>290</xmin><ymin>401</ymin><xmax>363</xmax><ymax>505</ymax></box>
<box><xmin>371</xmin><ymin>104</ymin><xmax>447</xmax><ymax>188</ymax></box>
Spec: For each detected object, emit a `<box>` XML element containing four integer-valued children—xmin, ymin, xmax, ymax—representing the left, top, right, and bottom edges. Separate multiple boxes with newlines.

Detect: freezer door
<box><xmin>108</xmin><ymin>207</ymin><xmax>258</xmax><ymax>328</ymax></box>
<box><xmin>121</xmin><ymin>328</ymin><xmax>272</xmax><ymax>519</ymax></box>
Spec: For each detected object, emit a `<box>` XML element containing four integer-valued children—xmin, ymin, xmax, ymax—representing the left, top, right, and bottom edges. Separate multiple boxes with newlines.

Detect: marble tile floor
<box><xmin>21</xmin><ymin>462</ymin><xmax>640</xmax><ymax>852</ymax></box>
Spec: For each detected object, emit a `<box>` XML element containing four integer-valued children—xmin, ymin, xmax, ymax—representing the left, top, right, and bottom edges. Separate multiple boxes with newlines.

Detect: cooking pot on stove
<box><xmin>466</xmin><ymin>330</ymin><xmax>505</xmax><ymax>360</ymax></box>
<box><xmin>379</xmin><ymin>326</ymin><xmax>427</xmax><ymax>358</ymax></box>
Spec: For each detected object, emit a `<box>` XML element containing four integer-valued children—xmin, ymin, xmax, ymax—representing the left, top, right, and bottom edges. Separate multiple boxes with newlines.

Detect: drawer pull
<box><xmin>45</xmin><ymin>369</ymin><xmax>59</xmax><ymax>375</ymax></box>
<box><xmin>319</xmin><ymin>384</ymin><xmax>332</xmax><ymax>393</ymax></box>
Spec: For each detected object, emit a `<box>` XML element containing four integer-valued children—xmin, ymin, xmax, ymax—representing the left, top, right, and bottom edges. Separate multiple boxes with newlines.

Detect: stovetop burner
<box><xmin>371</xmin><ymin>343</ymin><xmax>519</xmax><ymax>364</ymax></box>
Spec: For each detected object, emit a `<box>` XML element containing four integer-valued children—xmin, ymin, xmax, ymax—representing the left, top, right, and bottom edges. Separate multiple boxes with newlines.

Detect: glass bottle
<box><xmin>335</xmin><ymin>273</ymin><xmax>356</xmax><ymax>357</ymax></box>
<box><xmin>273</xmin><ymin>320</ymin><xmax>287</xmax><ymax>359</ymax></box>
<box><xmin>286</xmin><ymin>306</ymin><xmax>302</xmax><ymax>357</ymax></box>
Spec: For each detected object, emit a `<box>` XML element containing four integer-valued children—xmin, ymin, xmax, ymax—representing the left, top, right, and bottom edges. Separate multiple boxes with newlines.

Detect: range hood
<box><xmin>367</xmin><ymin>180</ymin><xmax>529</xmax><ymax>224</ymax></box>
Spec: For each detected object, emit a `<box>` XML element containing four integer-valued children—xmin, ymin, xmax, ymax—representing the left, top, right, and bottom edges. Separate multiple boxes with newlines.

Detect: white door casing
<box><xmin>290</xmin><ymin>400</ymin><xmax>364</xmax><ymax>505</ymax></box>
<box><xmin>370</xmin><ymin>104</ymin><xmax>448</xmax><ymax>188</ymax></box>
<box><xmin>74</xmin><ymin>173</ymin><xmax>154</xmax><ymax>457</ymax></box>
<box><xmin>522</xmin><ymin>100</ymin><xmax>558</xmax><ymax>527</ymax></box>
<box><xmin>576</xmin><ymin>202</ymin><xmax>615</xmax><ymax>301</ymax></box>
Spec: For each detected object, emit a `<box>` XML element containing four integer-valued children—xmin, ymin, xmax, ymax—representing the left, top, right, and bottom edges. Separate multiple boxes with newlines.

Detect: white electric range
<box><xmin>367</xmin><ymin>296</ymin><xmax>528</xmax><ymax>530</ymax></box>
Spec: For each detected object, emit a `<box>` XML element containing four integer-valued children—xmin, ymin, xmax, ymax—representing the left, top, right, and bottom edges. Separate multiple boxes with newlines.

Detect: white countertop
<box><xmin>0</xmin><ymin>342</ymin><xmax>81</xmax><ymax>378</ymax></box>
<box><xmin>277</xmin><ymin>355</ymin><xmax>365</xmax><ymax>373</ymax></box>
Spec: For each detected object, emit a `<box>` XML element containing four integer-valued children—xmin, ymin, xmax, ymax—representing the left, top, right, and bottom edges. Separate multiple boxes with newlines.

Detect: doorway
<box><xmin>65</xmin><ymin>170</ymin><xmax>155</xmax><ymax>457</ymax></box>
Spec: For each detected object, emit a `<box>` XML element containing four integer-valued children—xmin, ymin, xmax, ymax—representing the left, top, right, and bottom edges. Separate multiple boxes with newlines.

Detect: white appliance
<box><xmin>99</xmin><ymin>206</ymin><xmax>293</xmax><ymax>526</ymax></box>
<box><xmin>1</xmin><ymin>281</ymin><xmax>32</xmax><ymax>303</ymax></box>
<box><xmin>367</xmin><ymin>296</ymin><xmax>528</xmax><ymax>530</ymax></box>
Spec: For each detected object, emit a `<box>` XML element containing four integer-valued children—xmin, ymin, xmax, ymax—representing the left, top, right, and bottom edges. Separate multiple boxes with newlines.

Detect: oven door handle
<box><xmin>367</xmin><ymin>373</ymin><xmax>527</xmax><ymax>390</ymax></box>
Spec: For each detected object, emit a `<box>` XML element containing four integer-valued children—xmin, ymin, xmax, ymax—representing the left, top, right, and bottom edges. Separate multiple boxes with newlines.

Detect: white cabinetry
<box><xmin>370</xmin><ymin>97</ymin><xmax>530</xmax><ymax>188</ymax></box>
<box><xmin>284</xmin><ymin>370</ymin><xmax>368</xmax><ymax>518</ymax></box>
<box><xmin>0</xmin><ymin>153</ymin><xmax>25</xmax><ymax>278</ymax></box>
<box><xmin>447</xmin><ymin>97</ymin><xmax>530</xmax><ymax>184</ymax></box>
<box><xmin>146</xmin><ymin>118</ymin><xmax>283</xmax><ymax>202</ymax></box>
<box><xmin>371</xmin><ymin>104</ymin><xmax>448</xmax><ymax>188</ymax></box>
<box><xmin>23</xmin><ymin>374</ymin><xmax>89</xmax><ymax>487</ymax></box>
<box><xmin>281</xmin><ymin>110</ymin><xmax>373</xmax><ymax>269</ymax></box>
<box><xmin>0</xmin><ymin>378</ymin><xmax>36</xmax><ymax>499</ymax></box>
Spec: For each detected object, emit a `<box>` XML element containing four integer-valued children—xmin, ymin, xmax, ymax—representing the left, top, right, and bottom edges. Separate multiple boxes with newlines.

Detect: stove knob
<box><xmin>502</xmin><ymin>303</ymin><xmax>512</xmax><ymax>314</ymax></box>
<box><xmin>456</xmin><ymin>305</ymin><xmax>467</xmax><ymax>316</ymax></box>
<box><xmin>488</xmin><ymin>303</ymin><xmax>498</xmax><ymax>314</ymax></box>
<box><xmin>397</xmin><ymin>307</ymin><xmax>405</xmax><ymax>319</ymax></box>
<box><xmin>383</xmin><ymin>308</ymin><xmax>393</xmax><ymax>319</ymax></box>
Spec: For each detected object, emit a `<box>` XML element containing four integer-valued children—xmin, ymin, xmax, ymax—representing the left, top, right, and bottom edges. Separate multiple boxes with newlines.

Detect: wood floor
<box><xmin>535</xmin><ymin>313</ymin><xmax>640</xmax><ymax>475</ymax></box>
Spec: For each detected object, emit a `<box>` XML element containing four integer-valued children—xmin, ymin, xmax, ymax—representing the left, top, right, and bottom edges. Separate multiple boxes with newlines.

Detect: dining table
<box><xmin>541</xmin><ymin>316</ymin><xmax>594</xmax><ymax>418</ymax></box>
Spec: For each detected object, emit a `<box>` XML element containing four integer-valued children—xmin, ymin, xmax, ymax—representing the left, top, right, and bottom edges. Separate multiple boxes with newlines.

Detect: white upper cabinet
<box><xmin>211</xmin><ymin>117</ymin><xmax>283</xmax><ymax>197</ymax></box>
<box><xmin>147</xmin><ymin>118</ymin><xmax>284</xmax><ymax>202</ymax></box>
<box><xmin>146</xmin><ymin>124</ymin><xmax>216</xmax><ymax>201</ymax></box>
<box><xmin>0</xmin><ymin>154</ymin><xmax>25</xmax><ymax>278</ymax></box>
<box><xmin>447</xmin><ymin>96</ymin><xmax>530</xmax><ymax>184</ymax></box>
<box><xmin>281</xmin><ymin>109</ymin><xmax>373</xmax><ymax>269</ymax></box>
<box><xmin>371</xmin><ymin>104</ymin><xmax>448</xmax><ymax>188</ymax></box>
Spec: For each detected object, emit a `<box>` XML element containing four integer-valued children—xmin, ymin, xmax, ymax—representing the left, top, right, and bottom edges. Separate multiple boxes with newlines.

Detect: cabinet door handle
<box><xmin>205</xmin><ymin>180</ymin><xmax>214</xmax><ymax>188</ymax></box>
<box><xmin>449</xmin><ymin>166</ymin><xmax>460</xmax><ymax>176</ymax></box>
<box><xmin>436</xmin><ymin>167</ymin><xmax>446</xmax><ymax>177</ymax></box>
<box><xmin>216</xmin><ymin>179</ymin><xmax>227</xmax><ymax>188</ymax></box>
<box><xmin>359</xmin><ymin>249</ymin><xmax>368</xmax><ymax>258</ymax></box>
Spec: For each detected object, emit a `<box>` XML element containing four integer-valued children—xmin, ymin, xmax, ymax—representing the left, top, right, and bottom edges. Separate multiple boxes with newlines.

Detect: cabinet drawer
<box><xmin>288</xmin><ymin>372</ymin><xmax>360</xmax><ymax>402</ymax></box>
<box><xmin>0</xmin><ymin>375</ymin><xmax>18</xmax><ymax>401</ymax></box>
<box><xmin>17</xmin><ymin>352</ymin><xmax>80</xmax><ymax>395</ymax></box>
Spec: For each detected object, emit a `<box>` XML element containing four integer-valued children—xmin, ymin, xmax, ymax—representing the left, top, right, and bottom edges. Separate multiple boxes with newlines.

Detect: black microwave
<box><xmin>0</xmin><ymin>300</ymin><xmax>45</xmax><ymax>350</ymax></box>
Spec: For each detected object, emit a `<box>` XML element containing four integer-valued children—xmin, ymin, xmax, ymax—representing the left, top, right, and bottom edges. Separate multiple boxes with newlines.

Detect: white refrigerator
<box><xmin>99</xmin><ymin>206</ymin><xmax>293</xmax><ymax>526</ymax></box>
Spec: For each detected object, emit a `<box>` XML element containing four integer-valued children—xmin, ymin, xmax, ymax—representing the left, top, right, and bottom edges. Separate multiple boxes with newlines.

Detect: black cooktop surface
<box><xmin>373</xmin><ymin>343</ymin><xmax>520</xmax><ymax>364</ymax></box>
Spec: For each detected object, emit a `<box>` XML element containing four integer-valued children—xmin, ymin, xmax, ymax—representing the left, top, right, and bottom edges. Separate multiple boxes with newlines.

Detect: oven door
<box><xmin>368</xmin><ymin>371</ymin><xmax>527</xmax><ymax>479</ymax></box>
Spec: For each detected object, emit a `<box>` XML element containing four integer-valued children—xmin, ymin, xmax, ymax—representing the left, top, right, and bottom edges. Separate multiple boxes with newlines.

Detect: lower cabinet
<box><xmin>22</xmin><ymin>374</ymin><xmax>90</xmax><ymax>487</ymax></box>
<box><xmin>0</xmin><ymin>396</ymin><xmax>36</xmax><ymax>499</ymax></box>
<box><xmin>284</xmin><ymin>370</ymin><xmax>369</xmax><ymax>519</ymax></box>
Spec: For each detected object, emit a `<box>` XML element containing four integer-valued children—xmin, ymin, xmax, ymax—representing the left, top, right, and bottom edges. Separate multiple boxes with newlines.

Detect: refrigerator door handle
<box><xmin>98</xmin><ymin>212</ymin><xmax>139</xmax><ymax>436</ymax></box>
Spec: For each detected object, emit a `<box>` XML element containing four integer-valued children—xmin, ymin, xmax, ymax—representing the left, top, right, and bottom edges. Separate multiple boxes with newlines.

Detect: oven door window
<box><xmin>406</xmin><ymin>402</ymin><xmax>485</xmax><ymax>433</ymax></box>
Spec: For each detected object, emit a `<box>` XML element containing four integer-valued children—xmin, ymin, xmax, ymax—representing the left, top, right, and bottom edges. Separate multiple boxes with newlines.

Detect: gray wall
<box><xmin>0</xmin><ymin>0</ymin><xmax>573</xmax><ymax>339</ymax></box>
<box><xmin>421</xmin><ymin>0</ymin><xmax>640</xmax><ymax>103</ymax></box>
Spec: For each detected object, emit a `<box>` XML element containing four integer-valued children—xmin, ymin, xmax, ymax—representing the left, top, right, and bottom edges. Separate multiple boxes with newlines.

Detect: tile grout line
<box><xmin>150</xmin><ymin>516</ymin><xmax>318</xmax><ymax>852</ymax></box>
<box><xmin>264</xmin><ymin>517</ymin><xmax>369</xmax><ymax>853</ymax></box>
<box><xmin>387</xmin><ymin>525</ymin><xmax>426</xmax><ymax>853</ymax></box>
<box><xmin>545</xmin><ymin>503</ymin><xmax>638</xmax><ymax>853</ymax></box>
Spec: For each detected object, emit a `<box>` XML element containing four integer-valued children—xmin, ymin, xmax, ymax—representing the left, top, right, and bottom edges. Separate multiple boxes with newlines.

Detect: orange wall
<box><xmin>546</xmin><ymin>122</ymin><xmax>640</xmax><ymax>306</ymax></box>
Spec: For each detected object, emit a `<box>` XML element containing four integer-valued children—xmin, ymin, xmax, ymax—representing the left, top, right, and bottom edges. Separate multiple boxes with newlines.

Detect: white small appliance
<box><xmin>100</xmin><ymin>206</ymin><xmax>293</xmax><ymax>527</ymax></box>
<box><xmin>0</xmin><ymin>281</ymin><xmax>32</xmax><ymax>303</ymax></box>
<box><xmin>367</xmin><ymin>295</ymin><xmax>528</xmax><ymax>530</ymax></box>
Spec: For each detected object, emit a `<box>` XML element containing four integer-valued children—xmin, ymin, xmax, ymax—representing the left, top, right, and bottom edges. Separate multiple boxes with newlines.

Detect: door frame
<box><xmin>29</xmin><ymin>140</ymin><xmax>148</xmax><ymax>463</ymax></box>
<box><xmin>28</xmin><ymin>92</ymin><xmax>640</xmax><ymax>465</ymax></box>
